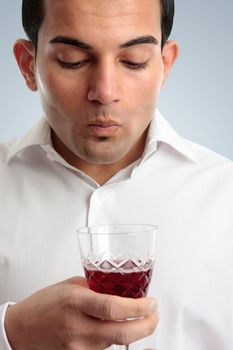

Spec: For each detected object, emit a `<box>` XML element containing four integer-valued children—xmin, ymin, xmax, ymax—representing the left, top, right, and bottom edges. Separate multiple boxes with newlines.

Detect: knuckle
<box><xmin>64</xmin><ymin>286</ymin><xmax>86</xmax><ymax>314</ymax></box>
<box><xmin>135</xmin><ymin>301</ymin><xmax>144</xmax><ymax>317</ymax></box>
<box><xmin>63</xmin><ymin>325</ymin><xmax>78</xmax><ymax>341</ymax></box>
<box><xmin>61</xmin><ymin>287</ymin><xmax>76</xmax><ymax>310</ymax></box>
<box><xmin>114</xmin><ymin>327</ymin><xmax>129</xmax><ymax>345</ymax></box>
<box><xmin>62</xmin><ymin>314</ymin><xmax>81</xmax><ymax>340</ymax></box>
<box><xmin>99</xmin><ymin>296</ymin><xmax>118</xmax><ymax>320</ymax></box>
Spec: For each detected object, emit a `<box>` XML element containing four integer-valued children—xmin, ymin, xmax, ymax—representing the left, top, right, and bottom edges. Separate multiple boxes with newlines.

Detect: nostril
<box><xmin>92</xmin><ymin>100</ymin><xmax>102</xmax><ymax>105</ymax></box>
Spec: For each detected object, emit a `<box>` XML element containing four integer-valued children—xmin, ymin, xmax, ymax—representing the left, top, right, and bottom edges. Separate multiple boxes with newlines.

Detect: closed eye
<box><xmin>57</xmin><ymin>59</ymin><xmax>149</xmax><ymax>70</ymax></box>
<box><xmin>121</xmin><ymin>60</ymin><xmax>149</xmax><ymax>70</ymax></box>
<box><xmin>57</xmin><ymin>59</ymin><xmax>89</xmax><ymax>69</ymax></box>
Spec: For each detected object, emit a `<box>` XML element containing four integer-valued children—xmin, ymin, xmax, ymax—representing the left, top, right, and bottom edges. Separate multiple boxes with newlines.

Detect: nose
<box><xmin>87</xmin><ymin>60</ymin><xmax>120</xmax><ymax>105</ymax></box>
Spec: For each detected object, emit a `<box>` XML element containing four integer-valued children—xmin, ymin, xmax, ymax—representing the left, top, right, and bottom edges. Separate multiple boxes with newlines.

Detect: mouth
<box><xmin>88</xmin><ymin>122</ymin><xmax>121</xmax><ymax>137</ymax></box>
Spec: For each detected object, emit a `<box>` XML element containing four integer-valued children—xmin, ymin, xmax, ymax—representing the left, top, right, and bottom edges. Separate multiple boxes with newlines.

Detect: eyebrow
<box><xmin>120</xmin><ymin>35</ymin><xmax>158</xmax><ymax>48</ymax></box>
<box><xmin>50</xmin><ymin>36</ymin><xmax>92</xmax><ymax>50</ymax></box>
<box><xmin>50</xmin><ymin>35</ymin><xmax>158</xmax><ymax>50</ymax></box>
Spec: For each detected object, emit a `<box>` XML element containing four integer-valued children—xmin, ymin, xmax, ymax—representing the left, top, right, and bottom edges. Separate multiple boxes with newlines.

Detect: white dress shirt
<box><xmin>0</xmin><ymin>111</ymin><xmax>233</xmax><ymax>350</ymax></box>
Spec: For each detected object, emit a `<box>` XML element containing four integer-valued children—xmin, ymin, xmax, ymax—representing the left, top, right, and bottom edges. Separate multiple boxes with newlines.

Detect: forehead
<box><xmin>41</xmin><ymin>0</ymin><xmax>162</xmax><ymax>44</ymax></box>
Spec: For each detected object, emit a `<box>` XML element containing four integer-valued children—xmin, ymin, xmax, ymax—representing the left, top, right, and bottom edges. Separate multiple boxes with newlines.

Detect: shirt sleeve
<box><xmin>0</xmin><ymin>303</ymin><xmax>15</xmax><ymax>350</ymax></box>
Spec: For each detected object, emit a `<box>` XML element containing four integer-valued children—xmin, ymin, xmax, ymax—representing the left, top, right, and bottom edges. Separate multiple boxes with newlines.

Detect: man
<box><xmin>0</xmin><ymin>0</ymin><xmax>232</xmax><ymax>349</ymax></box>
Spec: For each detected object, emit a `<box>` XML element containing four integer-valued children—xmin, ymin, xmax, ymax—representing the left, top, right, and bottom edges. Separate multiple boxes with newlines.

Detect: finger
<box><xmin>75</xmin><ymin>288</ymin><xmax>158</xmax><ymax>320</ymax></box>
<box><xmin>93</xmin><ymin>311</ymin><xmax>159</xmax><ymax>345</ymax></box>
<box><xmin>69</xmin><ymin>338</ymin><xmax>111</xmax><ymax>350</ymax></box>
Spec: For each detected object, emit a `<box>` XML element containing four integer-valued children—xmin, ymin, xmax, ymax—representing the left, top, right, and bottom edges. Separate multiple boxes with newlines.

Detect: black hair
<box><xmin>160</xmin><ymin>0</ymin><xmax>175</xmax><ymax>47</ymax></box>
<box><xmin>22</xmin><ymin>0</ymin><xmax>44</xmax><ymax>50</ymax></box>
<box><xmin>22</xmin><ymin>0</ymin><xmax>174</xmax><ymax>49</ymax></box>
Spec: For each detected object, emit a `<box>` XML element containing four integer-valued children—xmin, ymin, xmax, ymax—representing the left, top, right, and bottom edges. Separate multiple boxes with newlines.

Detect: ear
<box><xmin>161</xmin><ymin>40</ymin><xmax>179</xmax><ymax>87</ymax></box>
<box><xmin>13</xmin><ymin>39</ymin><xmax>38</xmax><ymax>91</ymax></box>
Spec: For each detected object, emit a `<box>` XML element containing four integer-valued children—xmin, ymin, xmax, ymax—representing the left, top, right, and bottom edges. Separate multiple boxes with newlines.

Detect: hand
<box><xmin>4</xmin><ymin>277</ymin><xmax>159</xmax><ymax>350</ymax></box>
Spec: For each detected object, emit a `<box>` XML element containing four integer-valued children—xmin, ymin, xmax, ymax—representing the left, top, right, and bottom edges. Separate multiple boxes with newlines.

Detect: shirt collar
<box><xmin>7</xmin><ymin>111</ymin><xmax>198</xmax><ymax>163</ymax></box>
<box><xmin>154</xmin><ymin>110</ymin><xmax>198</xmax><ymax>163</ymax></box>
<box><xmin>7</xmin><ymin>117</ymin><xmax>51</xmax><ymax>162</ymax></box>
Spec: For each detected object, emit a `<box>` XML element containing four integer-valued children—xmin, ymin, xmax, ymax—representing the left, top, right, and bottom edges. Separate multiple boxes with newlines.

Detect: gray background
<box><xmin>0</xmin><ymin>1</ymin><xmax>232</xmax><ymax>159</ymax></box>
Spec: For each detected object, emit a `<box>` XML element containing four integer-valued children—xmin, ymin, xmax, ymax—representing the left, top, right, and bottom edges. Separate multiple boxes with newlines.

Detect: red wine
<box><xmin>84</xmin><ymin>259</ymin><xmax>153</xmax><ymax>298</ymax></box>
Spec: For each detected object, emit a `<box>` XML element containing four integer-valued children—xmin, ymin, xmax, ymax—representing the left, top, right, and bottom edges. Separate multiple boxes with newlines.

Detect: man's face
<box><xmin>33</xmin><ymin>0</ymin><xmax>172</xmax><ymax>165</ymax></box>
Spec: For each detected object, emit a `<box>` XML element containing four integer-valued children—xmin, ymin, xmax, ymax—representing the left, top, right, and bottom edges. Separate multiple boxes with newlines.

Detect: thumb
<box><xmin>62</xmin><ymin>276</ymin><xmax>89</xmax><ymax>288</ymax></box>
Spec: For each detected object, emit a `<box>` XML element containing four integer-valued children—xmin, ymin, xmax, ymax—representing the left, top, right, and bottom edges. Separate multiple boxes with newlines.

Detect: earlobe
<box><xmin>161</xmin><ymin>40</ymin><xmax>179</xmax><ymax>86</ymax></box>
<box><xmin>13</xmin><ymin>39</ymin><xmax>38</xmax><ymax>91</ymax></box>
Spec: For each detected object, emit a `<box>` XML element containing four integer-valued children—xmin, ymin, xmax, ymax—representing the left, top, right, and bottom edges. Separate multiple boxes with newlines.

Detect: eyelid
<box><xmin>57</xmin><ymin>58</ymin><xmax>149</xmax><ymax>70</ymax></box>
<box><xmin>57</xmin><ymin>59</ymin><xmax>89</xmax><ymax>69</ymax></box>
<box><xmin>121</xmin><ymin>59</ymin><xmax>149</xmax><ymax>70</ymax></box>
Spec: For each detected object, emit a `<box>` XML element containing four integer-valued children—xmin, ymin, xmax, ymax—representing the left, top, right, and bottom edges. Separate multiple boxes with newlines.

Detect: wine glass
<box><xmin>77</xmin><ymin>224</ymin><xmax>158</xmax><ymax>350</ymax></box>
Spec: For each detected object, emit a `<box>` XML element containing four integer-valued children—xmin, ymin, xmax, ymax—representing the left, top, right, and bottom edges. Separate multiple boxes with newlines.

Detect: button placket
<box><xmin>87</xmin><ymin>189</ymin><xmax>103</xmax><ymax>227</ymax></box>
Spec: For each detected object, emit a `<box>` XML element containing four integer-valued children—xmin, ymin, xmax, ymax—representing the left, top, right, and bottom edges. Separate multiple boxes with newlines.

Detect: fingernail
<box><xmin>148</xmin><ymin>299</ymin><xmax>157</xmax><ymax>314</ymax></box>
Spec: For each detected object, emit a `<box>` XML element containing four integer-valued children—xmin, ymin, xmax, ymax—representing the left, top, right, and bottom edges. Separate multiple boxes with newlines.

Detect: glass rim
<box><xmin>76</xmin><ymin>223</ymin><xmax>158</xmax><ymax>235</ymax></box>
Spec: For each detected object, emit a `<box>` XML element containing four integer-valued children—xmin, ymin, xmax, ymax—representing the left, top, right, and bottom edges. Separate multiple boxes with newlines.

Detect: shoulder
<box><xmin>0</xmin><ymin>139</ymin><xmax>17</xmax><ymax>163</ymax></box>
<box><xmin>185</xmin><ymin>138</ymin><xmax>231</xmax><ymax>164</ymax></box>
<box><xmin>184</xmin><ymin>138</ymin><xmax>233</xmax><ymax>189</ymax></box>
<box><xmin>185</xmin><ymin>138</ymin><xmax>232</xmax><ymax>168</ymax></box>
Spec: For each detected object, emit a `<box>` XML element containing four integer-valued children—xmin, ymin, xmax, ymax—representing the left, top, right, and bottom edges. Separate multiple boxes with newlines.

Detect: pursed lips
<box><xmin>88</xmin><ymin>122</ymin><xmax>121</xmax><ymax>137</ymax></box>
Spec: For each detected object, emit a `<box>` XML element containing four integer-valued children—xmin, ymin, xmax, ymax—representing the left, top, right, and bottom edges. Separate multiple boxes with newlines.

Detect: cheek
<box><xmin>36</xmin><ymin>67</ymin><xmax>84</xmax><ymax>113</ymax></box>
<box><xmin>142</xmin><ymin>75</ymin><xmax>162</xmax><ymax>97</ymax></box>
<box><xmin>144</xmin><ymin>62</ymin><xmax>164</xmax><ymax>96</ymax></box>
<box><xmin>131</xmin><ymin>73</ymin><xmax>162</xmax><ymax>113</ymax></box>
<box><xmin>126</xmin><ymin>60</ymin><xmax>164</xmax><ymax>105</ymax></box>
<box><xmin>46</xmin><ymin>76</ymin><xmax>73</xmax><ymax>105</ymax></box>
